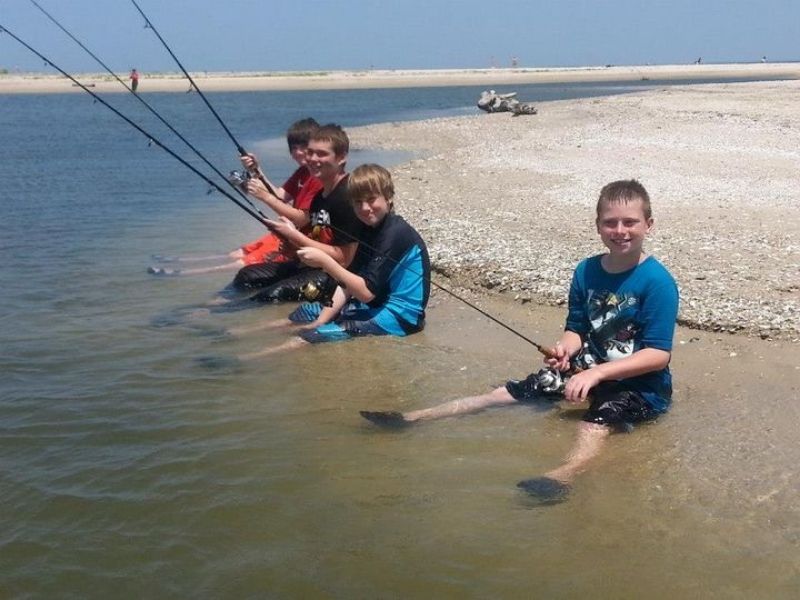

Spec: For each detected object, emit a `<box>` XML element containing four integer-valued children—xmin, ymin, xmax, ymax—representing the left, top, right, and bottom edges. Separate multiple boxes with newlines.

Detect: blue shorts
<box><xmin>289</xmin><ymin>302</ymin><xmax>389</xmax><ymax>344</ymax></box>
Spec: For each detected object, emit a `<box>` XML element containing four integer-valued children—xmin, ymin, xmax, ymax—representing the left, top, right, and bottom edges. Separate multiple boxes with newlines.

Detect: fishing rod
<box><xmin>312</xmin><ymin>215</ymin><xmax>557</xmax><ymax>358</ymax></box>
<box><xmin>27</xmin><ymin>0</ymin><xmax>260</xmax><ymax>213</ymax></box>
<box><xmin>435</xmin><ymin>281</ymin><xmax>555</xmax><ymax>358</ymax></box>
<box><xmin>2</xmin><ymin>22</ymin><xmax>555</xmax><ymax>358</ymax></box>
<box><xmin>138</xmin><ymin>0</ymin><xmax>558</xmax><ymax>359</ymax></box>
<box><xmin>0</xmin><ymin>24</ymin><xmax>272</xmax><ymax>228</ymax></box>
<box><xmin>120</xmin><ymin>3</ymin><xmax>550</xmax><ymax>351</ymax></box>
<box><xmin>129</xmin><ymin>0</ymin><xmax>278</xmax><ymax>197</ymax></box>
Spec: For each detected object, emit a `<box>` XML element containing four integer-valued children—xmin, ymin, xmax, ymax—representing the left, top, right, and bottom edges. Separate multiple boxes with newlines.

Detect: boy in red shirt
<box><xmin>148</xmin><ymin>118</ymin><xmax>321</xmax><ymax>276</ymax></box>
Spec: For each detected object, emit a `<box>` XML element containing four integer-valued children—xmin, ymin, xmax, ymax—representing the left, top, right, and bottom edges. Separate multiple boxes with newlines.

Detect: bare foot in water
<box><xmin>359</xmin><ymin>410</ymin><xmax>414</xmax><ymax>429</ymax></box>
<box><xmin>516</xmin><ymin>476</ymin><xmax>571</xmax><ymax>505</ymax></box>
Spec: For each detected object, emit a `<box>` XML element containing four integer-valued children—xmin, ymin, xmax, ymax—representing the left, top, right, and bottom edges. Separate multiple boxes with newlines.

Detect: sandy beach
<box><xmin>349</xmin><ymin>79</ymin><xmax>800</xmax><ymax>341</ymax></box>
<box><xmin>1</xmin><ymin>62</ymin><xmax>798</xmax><ymax>93</ymax></box>
<box><xmin>7</xmin><ymin>66</ymin><xmax>795</xmax><ymax>339</ymax></box>
<box><xmin>3</xmin><ymin>67</ymin><xmax>797</xmax><ymax>340</ymax></box>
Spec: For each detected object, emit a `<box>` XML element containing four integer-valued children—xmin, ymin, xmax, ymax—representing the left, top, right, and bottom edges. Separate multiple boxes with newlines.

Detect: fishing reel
<box><xmin>531</xmin><ymin>368</ymin><xmax>568</xmax><ymax>394</ymax></box>
<box><xmin>300</xmin><ymin>275</ymin><xmax>338</xmax><ymax>307</ymax></box>
<box><xmin>228</xmin><ymin>169</ymin><xmax>255</xmax><ymax>192</ymax></box>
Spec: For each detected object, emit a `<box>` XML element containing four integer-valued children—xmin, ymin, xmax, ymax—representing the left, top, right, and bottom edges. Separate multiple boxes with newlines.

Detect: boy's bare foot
<box><xmin>359</xmin><ymin>410</ymin><xmax>413</xmax><ymax>429</ymax></box>
<box><xmin>516</xmin><ymin>476</ymin><xmax>571</xmax><ymax>505</ymax></box>
<box><xmin>151</xmin><ymin>254</ymin><xmax>178</xmax><ymax>263</ymax></box>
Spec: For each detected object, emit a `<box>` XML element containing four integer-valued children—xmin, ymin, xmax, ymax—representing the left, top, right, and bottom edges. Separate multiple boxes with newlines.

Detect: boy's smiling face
<box><xmin>353</xmin><ymin>193</ymin><xmax>391</xmax><ymax>227</ymax></box>
<box><xmin>290</xmin><ymin>143</ymin><xmax>308</xmax><ymax>166</ymax></box>
<box><xmin>596</xmin><ymin>197</ymin><xmax>653</xmax><ymax>259</ymax></box>
<box><xmin>306</xmin><ymin>139</ymin><xmax>345</xmax><ymax>183</ymax></box>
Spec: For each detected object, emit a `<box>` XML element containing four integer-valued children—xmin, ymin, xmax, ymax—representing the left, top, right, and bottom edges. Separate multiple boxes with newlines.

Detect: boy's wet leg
<box><xmin>544</xmin><ymin>421</ymin><xmax>611</xmax><ymax>483</ymax></box>
<box><xmin>361</xmin><ymin>386</ymin><xmax>518</xmax><ymax>428</ymax></box>
<box><xmin>517</xmin><ymin>421</ymin><xmax>611</xmax><ymax>504</ymax></box>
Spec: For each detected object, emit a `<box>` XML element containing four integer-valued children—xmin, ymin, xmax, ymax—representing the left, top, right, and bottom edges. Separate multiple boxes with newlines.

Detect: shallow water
<box><xmin>2</xmin><ymin>84</ymin><xmax>799</xmax><ymax>598</ymax></box>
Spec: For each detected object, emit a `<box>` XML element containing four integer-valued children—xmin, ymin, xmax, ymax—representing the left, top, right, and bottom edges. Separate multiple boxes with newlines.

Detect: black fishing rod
<box><xmin>0</xmin><ymin>24</ymin><xmax>272</xmax><ymax>228</ymax></box>
<box><xmin>27</xmin><ymin>0</ymin><xmax>260</xmax><ymax>213</ymax></box>
<box><xmin>317</xmin><ymin>217</ymin><xmax>557</xmax><ymax>358</ymax></box>
<box><xmin>435</xmin><ymin>281</ymin><xmax>555</xmax><ymax>358</ymax></box>
<box><xmin>135</xmin><ymin>0</ymin><xmax>556</xmax><ymax>358</ymax></box>
<box><xmin>129</xmin><ymin>0</ymin><xmax>278</xmax><ymax>197</ymax></box>
<box><xmin>2</xmin><ymin>21</ymin><xmax>554</xmax><ymax>357</ymax></box>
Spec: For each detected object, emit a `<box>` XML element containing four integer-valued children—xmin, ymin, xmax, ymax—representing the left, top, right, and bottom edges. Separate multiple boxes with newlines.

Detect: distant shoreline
<box><xmin>1</xmin><ymin>63</ymin><xmax>798</xmax><ymax>94</ymax></box>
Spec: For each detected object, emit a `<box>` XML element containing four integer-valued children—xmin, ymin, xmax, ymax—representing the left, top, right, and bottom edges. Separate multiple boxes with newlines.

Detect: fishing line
<box><xmin>0</xmin><ymin>24</ymin><xmax>273</xmax><ymax>227</ymax></box>
<box><xmin>1</xmin><ymin>21</ymin><xmax>555</xmax><ymax>357</ymax></box>
<box><xmin>320</xmin><ymin>216</ymin><xmax>557</xmax><ymax>357</ymax></box>
<box><xmin>129</xmin><ymin>0</ymin><xmax>278</xmax><ymax>197</ymax></box>
<box><xmin>27</xmin><ymin>0</ymin><xmax>260</xmax><ymax>212</ymax></box>
<box><xmin>133</xmin><ymin>0</ymin><xmax>554</xmax><ymax>356</ymax></box>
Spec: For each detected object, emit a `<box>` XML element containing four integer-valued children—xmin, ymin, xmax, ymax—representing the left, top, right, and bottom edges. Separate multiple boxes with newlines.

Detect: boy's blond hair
<box><xmin>310</xmin><ymin>123</ymin><xmax>349</xmax><ymax>157</ymax></box>
<box><xmin>596</xmin><ymin>179</ymin><xmax>652</xmax><ymax>220</ymax></box>
<box><xmin>348</xmin><ymin>164</ymin><xmax>395</xmax><ymax>204</ymax></box>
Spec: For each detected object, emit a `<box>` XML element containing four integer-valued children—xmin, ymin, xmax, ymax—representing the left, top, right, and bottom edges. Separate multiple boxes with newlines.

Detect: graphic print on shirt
<box><xmin>580</xmin><ymin>289</ymin><xmax>641</xmax><ymax>364</ymax></box>
<box><xmin>310</xmin><ymin>208</ymin><xmax>331</xmax><ymax>241</ymax></box>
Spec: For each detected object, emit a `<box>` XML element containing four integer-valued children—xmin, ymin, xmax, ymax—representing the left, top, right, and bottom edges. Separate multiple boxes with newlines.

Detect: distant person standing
<box><xmin>130</xmin><ymin>68</ymin><xmax>139</xmax><ymax>92</ymax></box>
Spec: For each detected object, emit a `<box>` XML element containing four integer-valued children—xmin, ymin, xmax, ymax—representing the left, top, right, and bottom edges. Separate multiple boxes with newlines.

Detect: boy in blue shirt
<box><xmin>361</xmin><ymin>180</ymin><xmax>679</xmax><ymax>504</ymax></box>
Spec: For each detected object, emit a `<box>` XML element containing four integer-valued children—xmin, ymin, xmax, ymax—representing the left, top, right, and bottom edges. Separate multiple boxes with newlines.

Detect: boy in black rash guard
<box><xmin>238</xmin><ymin>164</ymin><xmax>430</xmax><ymax>356</ymax></box>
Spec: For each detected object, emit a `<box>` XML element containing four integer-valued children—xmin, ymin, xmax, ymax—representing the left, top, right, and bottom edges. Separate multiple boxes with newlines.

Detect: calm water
<box><xmin>2</xmin><ymin>82</ymin><xmax>798</xmax><ymax>598</ymax></box>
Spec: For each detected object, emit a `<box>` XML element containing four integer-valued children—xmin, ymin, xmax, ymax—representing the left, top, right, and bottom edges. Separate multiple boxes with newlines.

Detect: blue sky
<box><xmin>1</xmin><ymin>0</ymin><xmax>798</xmax><ymax>73</ymax></box>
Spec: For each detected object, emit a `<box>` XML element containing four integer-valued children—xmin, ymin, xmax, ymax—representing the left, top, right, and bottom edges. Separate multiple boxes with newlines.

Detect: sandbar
<box><xmin>1</xmin><ymin>63</ymin><xmax>798</xmax><ymax>94</ymax></box>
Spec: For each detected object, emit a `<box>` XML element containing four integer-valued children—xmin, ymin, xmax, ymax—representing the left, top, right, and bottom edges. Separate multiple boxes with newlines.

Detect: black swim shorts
<box><xmin>582</xmin><ymin>382</ymin><xmax>661</xmax><ymax>427</ymax></box>
<box><xmin>505</xmin><ymin>374</ymin><xmax>662</xmax><ymax>427</ymax></box>
<box><xmin>505</xmin><ymin>371</ymin><xmax>562</xmax><ymax>402</ymax></box>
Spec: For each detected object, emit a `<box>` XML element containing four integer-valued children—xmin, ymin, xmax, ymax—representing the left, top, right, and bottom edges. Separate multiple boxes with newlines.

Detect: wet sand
<box><xmin>1</xmin><ymin>62</ymin><xmax>798</xmax><ymax>93</ymax></box>
<box><xmin>420</xmin><ymin>291</ymin><xmax>800</xmax><ymax>560</ymax></box>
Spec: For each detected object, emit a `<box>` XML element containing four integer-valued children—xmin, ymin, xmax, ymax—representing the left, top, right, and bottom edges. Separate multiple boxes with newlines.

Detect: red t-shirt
<box><xmin>283</xmin><ymin>166</ymin><xmax>322</xmax><ymax>211</ymax></box>
<box><xmin>240</xmin><ymin>167</ymin><xmax>322</xmax><ymax>263</ymax></box>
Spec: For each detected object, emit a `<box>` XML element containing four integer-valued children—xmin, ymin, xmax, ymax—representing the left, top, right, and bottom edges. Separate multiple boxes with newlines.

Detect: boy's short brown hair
<box><xmin>310</xmin><ymin>123</ymin><xmax>349</xmax><ymax>157</ymax></box>
<box><xmin>286</xmin><ymin>117</ymin><xmax>319</xmax><ymax>150</ymax></box>
<box><xmin>596</xmin><ymin>179</ymin><xmax>652</xmax><ymax>220</ymax></box>
<box><xmin>348</xmin><ymin>164</ymin><xmax>395</xmax><ymax>204</ymax></box>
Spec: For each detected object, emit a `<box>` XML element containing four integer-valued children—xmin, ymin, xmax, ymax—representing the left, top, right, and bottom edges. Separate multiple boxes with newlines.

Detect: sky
<box><xmin>1</xmin><ymin>0</ymin><xmax>798</xmax><ymax>73</ymax></box>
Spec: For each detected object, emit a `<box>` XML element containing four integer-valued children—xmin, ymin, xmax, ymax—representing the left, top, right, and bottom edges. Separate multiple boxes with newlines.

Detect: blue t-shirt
<box><xmin>565</xmin><ymin>255</ymin><xmax>679</xmax><ymax>412</ymax></box>
<box><xmin>348</xmin><ymin>212</ymin><xmax>430</xmax><ymax>336</ymax></box>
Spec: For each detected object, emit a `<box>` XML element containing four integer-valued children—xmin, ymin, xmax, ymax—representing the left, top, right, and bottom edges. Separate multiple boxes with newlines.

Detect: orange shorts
<box><xmin>241</xmin><ymin>233</ymin><xmax>283</xmax><ymax>265</ymax></box>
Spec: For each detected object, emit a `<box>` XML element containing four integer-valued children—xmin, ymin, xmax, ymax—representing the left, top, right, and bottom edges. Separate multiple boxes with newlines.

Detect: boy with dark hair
<box><xmin>148</xmin><ymin>117</ymin><xmax>321</xmax><ymax>276</ymax></box>
<box><xmin>238</xmin><ymin>164</ymin><xmax>429</xmax><ymax>355</ymax></box>
<box><xmin>360</xmin><ymin>180</ymin><xmax>679</xmax><ymax>505</ymax></box>
<box><xmin>231</xmin><ymin>124</ymin><xmax>363</xmax><ymax>303</ymax></box>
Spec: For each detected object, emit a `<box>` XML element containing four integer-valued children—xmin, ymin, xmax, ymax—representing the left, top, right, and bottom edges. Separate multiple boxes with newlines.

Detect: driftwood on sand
<box><xmin>477</xmin><ymin>90</ymin><xmax>537</xmax><ymax>116</ymax></box>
